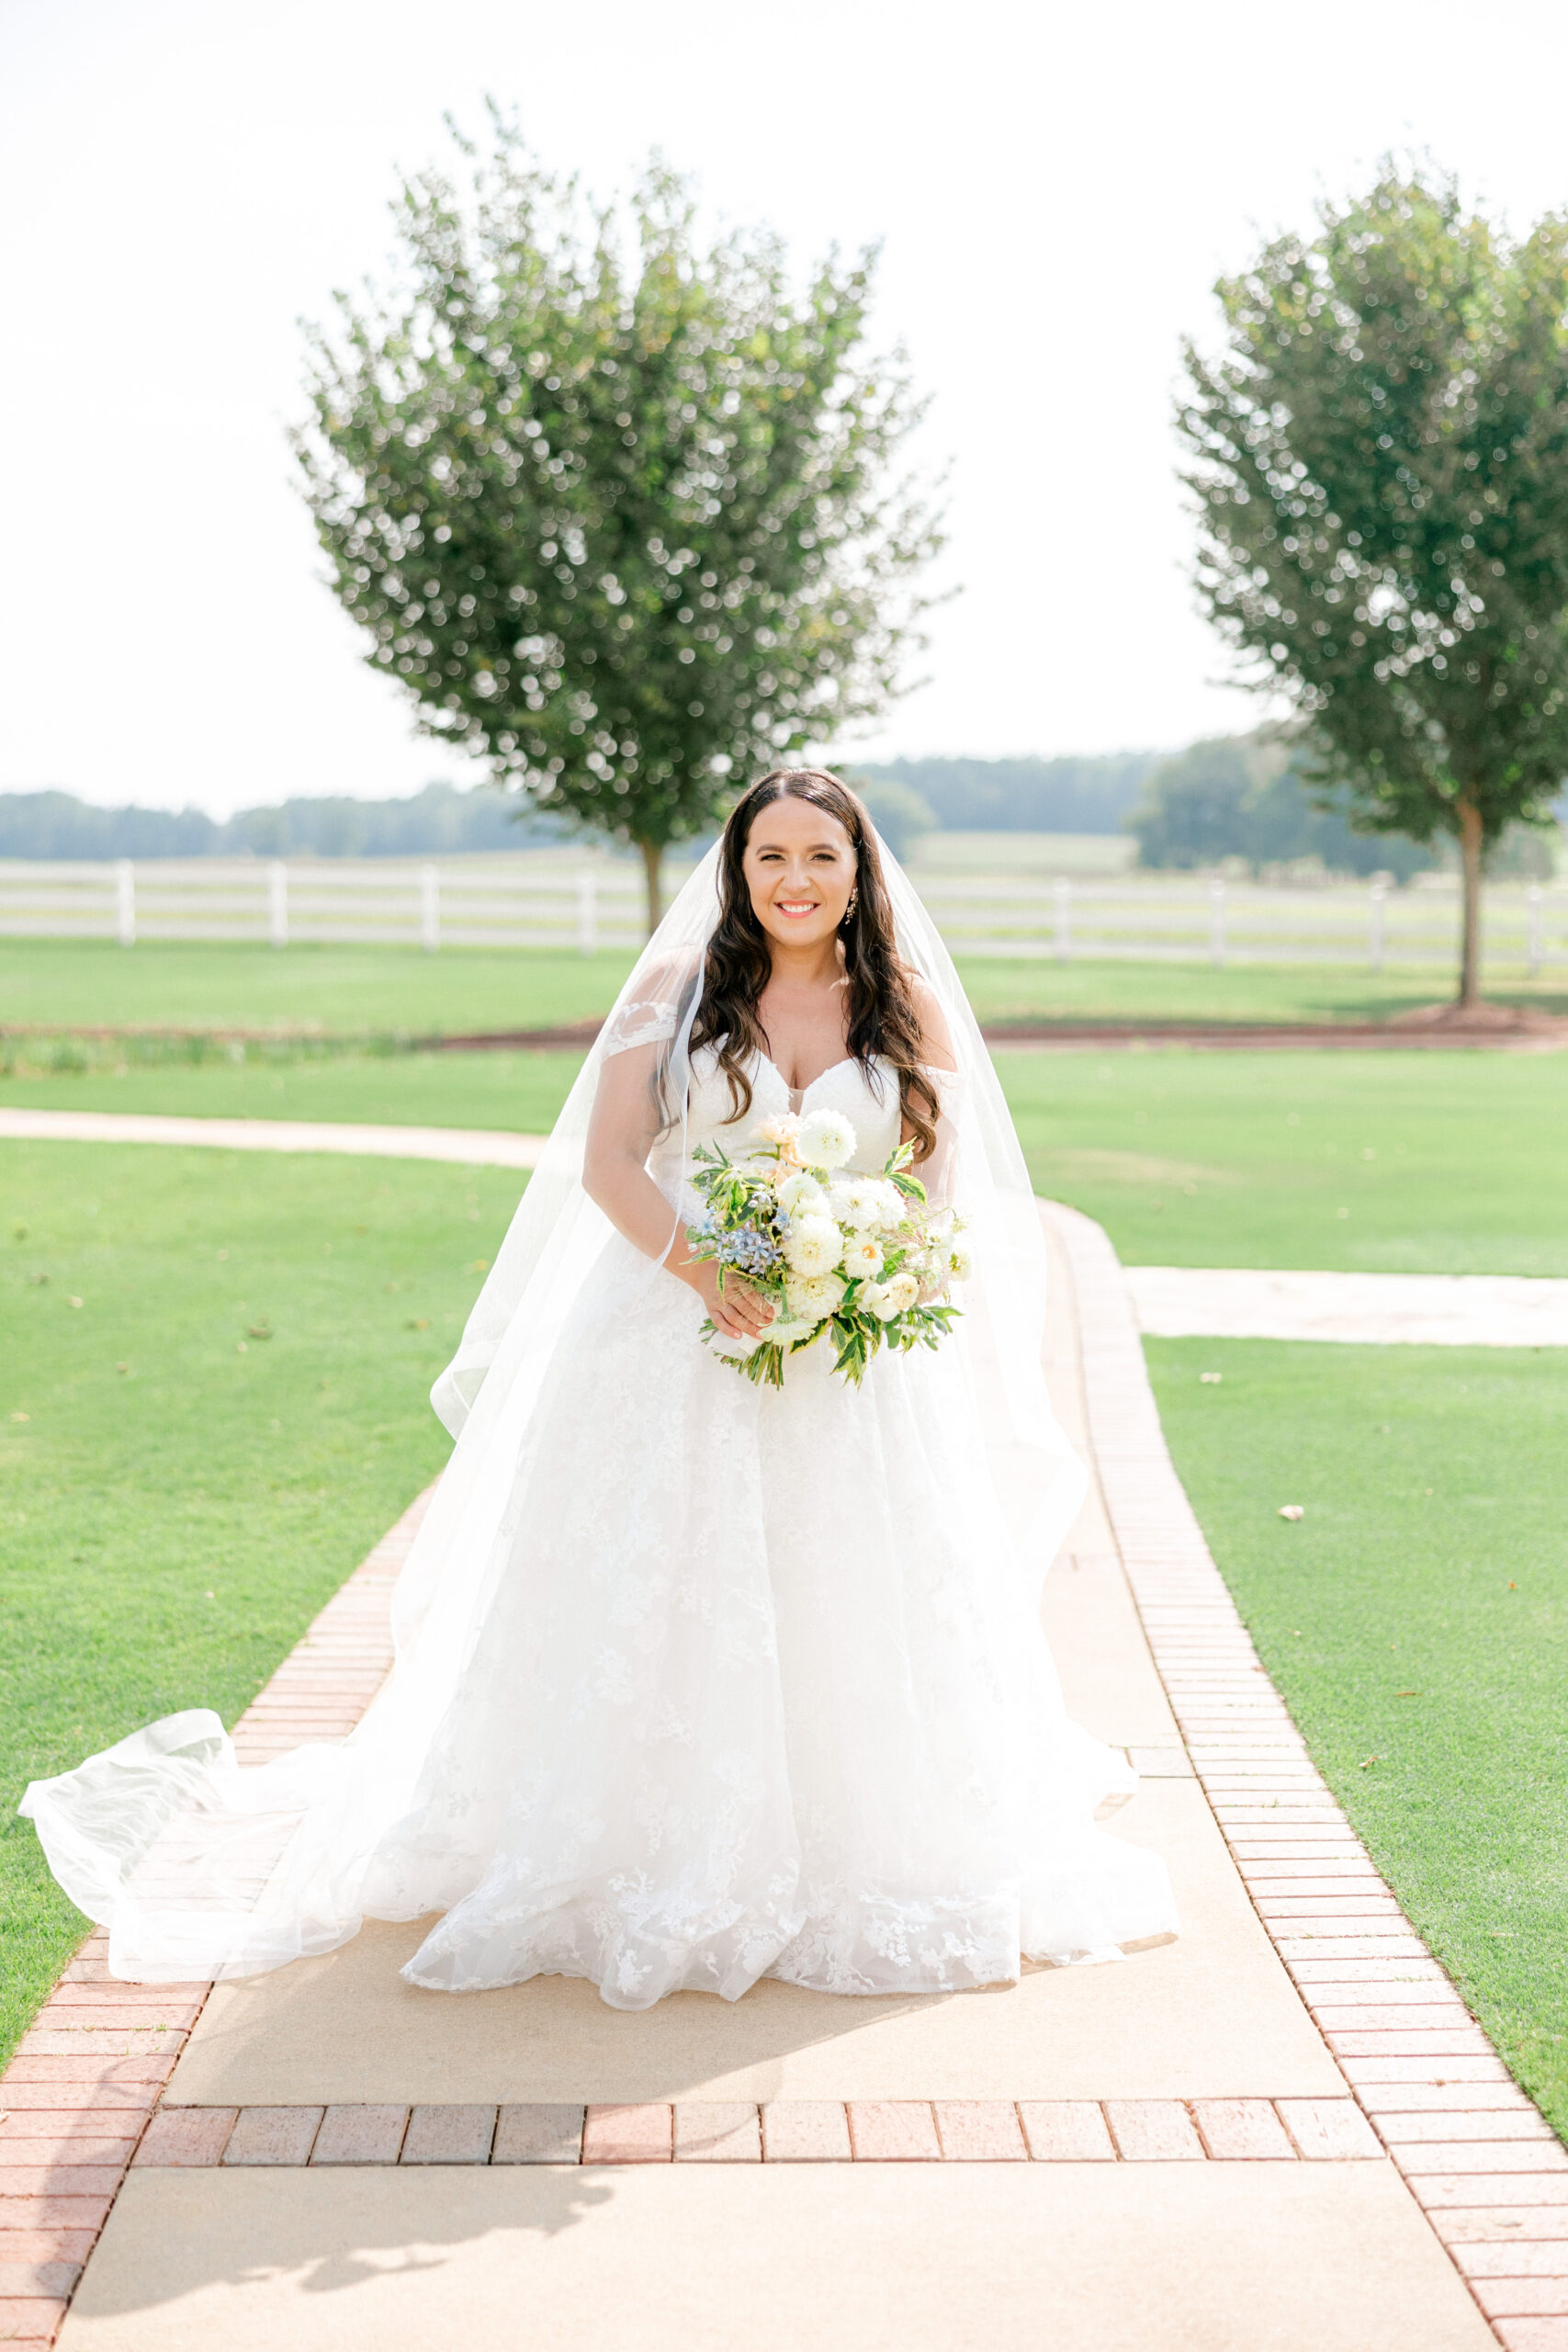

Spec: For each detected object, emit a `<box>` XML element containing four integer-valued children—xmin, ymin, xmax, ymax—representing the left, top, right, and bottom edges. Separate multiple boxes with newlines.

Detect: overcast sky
<box><xmin>6</xmin><ymin>0</ymin><xmax>1568</xmax><ymax>815</ymax></box>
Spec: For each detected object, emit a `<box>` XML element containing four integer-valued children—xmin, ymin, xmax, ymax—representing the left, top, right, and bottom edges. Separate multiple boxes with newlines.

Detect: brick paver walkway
<box><xmin>1</xmin><ymin>1200</ymin><xmax>1554</xmax><ymax>2349</ymax></box>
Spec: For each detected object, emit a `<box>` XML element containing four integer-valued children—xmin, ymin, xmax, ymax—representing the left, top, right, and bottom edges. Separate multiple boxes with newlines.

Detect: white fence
<box><xmin>0</xmin><ymin>857</ymin><xmax>646</xmax><ymax>956</ymax></box>
<box><xmin>0</xmin><ymin>856</ymin><xmax>1563</xmax><ymax>971</ymax></box>
<box><xmin>916</xmin><ymin>873</ymin><xmax>1565</xmax><ymax>972</ymax></box>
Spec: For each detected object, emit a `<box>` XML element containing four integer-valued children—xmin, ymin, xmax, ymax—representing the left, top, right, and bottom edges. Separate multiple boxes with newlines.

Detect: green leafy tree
<box><xmin>1179</xmin><ymin>166</ymin><xmax>1568</xmax><ymax>1005</ymax></box>
<box><xmin>297</xmin><ymin>119</ymin><xmax>941</xmax><ymax>930</ymax></box>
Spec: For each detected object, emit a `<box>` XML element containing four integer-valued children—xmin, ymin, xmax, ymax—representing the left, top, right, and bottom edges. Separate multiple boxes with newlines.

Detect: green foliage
<box><xmin>1128</xmin><ymin>729</ymin><xmax>1433</xmax><ymax>878</ymax></box>
<box><xmin>859</xmin><ymin>752</ymin><xmax>1159</xmax><ymax>832</ymax></box>
<box><xmin>297</xmin><ymin>117</ymin><xmax>940</xmax><ymax>916</ymax></box>
<box><xmin>0</xmin><ymin>1140</ymin><xmax>521</xmax><ymax>2064</ymax></box>
<box><xmin>1180</xmin><ymin>164</ymin><xmax>1568</xmax><ymax>994</ymax></box>
<box><xmin>1150</xmin><ymin>1338</ymin><xmax>1568</xmax><ymax>2138</ymax></box>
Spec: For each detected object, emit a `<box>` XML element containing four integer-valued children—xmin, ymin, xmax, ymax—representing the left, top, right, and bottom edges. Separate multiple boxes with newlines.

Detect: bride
<box><xmin>23</xmin><ymin>769</ymin><xmax>1178</xmax><ymax>2008</ymax></box>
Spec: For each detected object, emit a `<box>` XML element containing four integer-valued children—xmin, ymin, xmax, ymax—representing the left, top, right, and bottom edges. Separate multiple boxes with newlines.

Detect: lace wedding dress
<box><xmin>22</xmin><ymin>845</ymin><xmax>1179</xmax><ymax>2007</ymax></box>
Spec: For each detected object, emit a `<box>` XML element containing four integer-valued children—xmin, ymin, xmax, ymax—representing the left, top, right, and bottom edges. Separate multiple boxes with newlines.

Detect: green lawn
<box><xmin>0</xmin><ymin>1140</ymin><xmax>522</xmax><ymax>2068</ymax></box>
<box><xmin>6</xmin><ymin>936</ymin><xmax>1565</xmax><ymax>1041</ymax></box>
<box><xmin>7</xmin><ymin>1043</ymin><xmax>1565</xmax><ymax>1276</ymax></box>
<box><xmin>0</xmin><ymin>1050</ymin><xmax>586</xmax><ymax>1139</ymax></box>
<box><xmin>960</xmin><ymin>959</ymin><xmax>1566</xmax><ymax>1030</ymax></box>
<box><xmin>1004</xmin><ymin>1047</ymin><xmax>1568</xmax><ymax>1274</ymax></box>
<box><xmin>1149</xmin><ymin>1338</ymin><xmax>1568</xmax><ymax>2138</ymax></box>
<box><xmin>0</xmin><ymin>941</ymin><xmax>631</xmax><ymax>1038</ymax></box>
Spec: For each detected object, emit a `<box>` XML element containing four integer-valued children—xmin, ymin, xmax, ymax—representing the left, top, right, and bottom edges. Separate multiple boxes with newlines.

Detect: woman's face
<box><xmin>741</xmin><ymin>794</ymin><xmax>857</xmax><ymax>953</ymax></box>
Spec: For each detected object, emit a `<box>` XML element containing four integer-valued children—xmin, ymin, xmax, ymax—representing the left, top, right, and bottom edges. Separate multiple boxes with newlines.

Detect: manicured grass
<box><xmin>7</xmin><ymin>1044</ymin><xmax>1564</xmax><ymax>1276</ymax></box>
<box><xmin>1148</xmin><ymin>1337</ymin><xmax>1568</xmax><ymax>2138</ymax></box>
<box><xmin>0</xmin><ymin>1140</ymin><xmax>522</xmax><ymax>2068</ymax></box>
<box><xmin>0</xmin><ymin>941</ymin><xmax>633</xmax><ymax>1036</ymax></box>
<box><xmin>958</xmin><ymin>959</ymin><xmax>1567</xmax><ymax>1029</ymax></box>
<box><xmin>6</xmin><ymin>936</ymin><xmax>1565</xmax><ymax>1039</ymax></box>
<box><xmin>1003</xmin><ymin>1047</ymin><xmax>1568</xmax><ymax>1275</ymax></box>
<box><xmin>0</xmin><ymin>1050</ymin><xmax>586</xmax><ymax>1138</ymax></box>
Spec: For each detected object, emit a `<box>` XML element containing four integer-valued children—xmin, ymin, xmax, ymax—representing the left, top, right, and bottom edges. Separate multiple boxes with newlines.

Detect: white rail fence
<box><xmin>1</xmin><ymin>858</ymin><xmax>1564</xmax><ymax>971</ymax></box>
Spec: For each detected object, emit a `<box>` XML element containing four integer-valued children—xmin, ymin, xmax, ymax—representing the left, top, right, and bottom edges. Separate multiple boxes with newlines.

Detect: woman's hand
<box><xmin>674</xmin><ymin>1256</ymin><xmax>778</xmax><ymax>1342</ymax></box>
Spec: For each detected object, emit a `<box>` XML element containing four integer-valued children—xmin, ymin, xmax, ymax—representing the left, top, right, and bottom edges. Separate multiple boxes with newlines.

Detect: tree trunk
<box><xmin>637</xmin><ymin>837</ymin><xmax>663</xmax><ymax>937</ymax></box>
<box><xmin>1456</xmin><ymin>796</ymin><xmax>1484</xmax><ymax>1009</ymax></box>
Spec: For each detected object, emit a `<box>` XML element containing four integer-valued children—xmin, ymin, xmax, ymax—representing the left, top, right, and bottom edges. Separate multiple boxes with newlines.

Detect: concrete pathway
<box><xmin>5</xmin><ymin>1200</ymin><xmax>1552</xmax><ymax>2350</ymax></box>
<box><xmin>1128</xmin><ymin>1264</ymin><xmax>1568</xmax><ymax>1348</ymax></box>
<box><xmin>0</xmin><ymin>1107</ymin><xmax>546</xmax><ymax>1170</ymax></box>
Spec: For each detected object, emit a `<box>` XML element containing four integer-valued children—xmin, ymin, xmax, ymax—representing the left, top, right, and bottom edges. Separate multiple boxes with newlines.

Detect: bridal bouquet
<box><xmin>684</xmin><ymin>1105</ymin><xmax>967</xmax><ymax>1388</ymax></box>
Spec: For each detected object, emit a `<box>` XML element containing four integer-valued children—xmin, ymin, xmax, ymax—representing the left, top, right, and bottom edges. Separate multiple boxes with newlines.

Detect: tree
<box><xmin>1179</xmin><ymin>166</ymin><xmax>1568</xmax><ymax>1006</ymax></box>
<box><xmin>297</xmin><ymin>118</ymin><xmax>940</xmax><ymax>930</ymax></box>
<box><xmin>1126</xmin><ymin>730</ymin><xmax>1432</xmax><ymax>879</ymax></box>
<box><xmin>859</xmin><ymin>752</ymin><xmax>1159</xmax><ymax>833</ymax></box>
<box><xmin>851</xmin><ymin>777</ymin><xmax>936</xmax><ymax>860</ymax></box>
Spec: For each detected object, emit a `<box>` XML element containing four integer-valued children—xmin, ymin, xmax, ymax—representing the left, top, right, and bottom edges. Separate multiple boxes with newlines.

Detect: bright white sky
<box><xmin>6</xmin><ymin>0</ymin><xmax>1568</xmax><ymax>815</ymax></box>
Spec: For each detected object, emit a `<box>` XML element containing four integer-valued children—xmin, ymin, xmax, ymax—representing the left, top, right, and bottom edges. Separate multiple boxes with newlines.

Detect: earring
<box><xmin>841</xmin><ymin>889</ymin><xmax>859</xmax><ymax>927</ymax></box>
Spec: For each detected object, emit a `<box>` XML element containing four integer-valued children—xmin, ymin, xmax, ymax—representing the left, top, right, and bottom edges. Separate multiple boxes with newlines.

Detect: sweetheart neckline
<box><xmin>756</xmin><ymin>1051</ymin><xmax>861</xmax><ymax>1102</ymax></box>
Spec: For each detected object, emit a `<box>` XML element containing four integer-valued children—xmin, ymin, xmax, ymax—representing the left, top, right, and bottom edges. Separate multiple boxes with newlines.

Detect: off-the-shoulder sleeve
<box><xmin>598</xmin><ymin>956</ymin><xmax>702</xmax><ymax>1057</ymax></box>
<box><xmin>601</xmin><ymin>995</ymin><xmax>681</xmax><ymax>1054</ymax></box>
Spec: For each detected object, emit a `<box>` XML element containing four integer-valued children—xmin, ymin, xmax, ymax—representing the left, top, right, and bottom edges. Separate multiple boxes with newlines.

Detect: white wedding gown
<box><xmin>23</xmin><ymin>968</ymin><xmax>1179</xmax><ymax>2008</ymax></box>
<box><xmin>359</xmin><ymin>1046</ymin><xmax>1176</xmax><ymax>2002</ymax></box>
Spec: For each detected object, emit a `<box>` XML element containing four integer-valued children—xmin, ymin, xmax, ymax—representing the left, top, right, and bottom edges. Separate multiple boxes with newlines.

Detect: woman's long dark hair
<box><xmin>689</xmin><ymin>769</ymin><xmax>941</xmax><ymax>1161</ymax></box>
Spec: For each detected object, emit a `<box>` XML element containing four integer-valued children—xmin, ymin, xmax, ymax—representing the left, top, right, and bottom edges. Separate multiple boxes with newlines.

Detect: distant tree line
<box><xmin>857</xmin><ymin>753</ymin><xmax>1159</xmax><ymax>834</ymax></box>
<box><xmin>0</xmin><ymin>782</ymin><xmax>568</xmax><ymax>861</ymax></box>
<box><xmin>5</xmin><ymin>744</ymin><xmax>1558</xmax><ymax>874</ymax></box>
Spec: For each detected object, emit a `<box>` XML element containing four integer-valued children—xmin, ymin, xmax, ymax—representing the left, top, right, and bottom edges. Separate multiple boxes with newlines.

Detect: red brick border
<box><xmin>7</xmin><ymin>1205</ymin><xmax>1562</xmax><ymax>2350</ymax></box>
<box><xmin>1044</xmin><ymin>1198</ymin><xmax>1568</xmax><ymax>2352</ymax></box>
<box><xmin>95</xmin><ymin>2096</ymin><xmax>1382</xmax><ymax>2169</ymax></box>
<box><xmin>0</xmin><ymin>1487</ymin><xmax>429</xmax><ymax>2348</ymax></box>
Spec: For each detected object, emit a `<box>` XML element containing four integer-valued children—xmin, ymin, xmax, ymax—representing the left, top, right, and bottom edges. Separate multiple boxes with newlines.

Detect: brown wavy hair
<box><xmin>689</xmin><ymin>768</ymin><xmax>941</xmax><ymax>1161</ymax></box>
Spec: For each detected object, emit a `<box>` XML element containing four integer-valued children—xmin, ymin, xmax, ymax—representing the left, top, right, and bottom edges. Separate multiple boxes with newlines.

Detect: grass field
<box><xmin>6</xmin><ymin>1044</ymin><xmax>1565</xmax><ymax>1276</ymax></box>
<box><xmin>1149</xmin><ymin>1338</ymin><xmax>1568</xmax><ymax>2138</ymax></box>
<box><xmin>6</xmin><ymin>936</ymin><xmax>1566</xmax><ymax>1039</ymax></box>
<box><xmin>0</xmin><ymin>1140</ymin><xmax>521</xmax><ymax>2069</ymax></box>
<box><xmin>1002</xmin><ymin>1047</ymin><xmax>1568</xmax><ymax>1274</ymax></box>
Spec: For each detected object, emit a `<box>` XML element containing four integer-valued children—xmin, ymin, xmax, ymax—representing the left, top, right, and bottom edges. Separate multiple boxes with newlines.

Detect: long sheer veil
<box><xmin>20</xmin><ymin>830</ymin><xmax>1085</xmax><ymax>1984</ymax></box>
<box><xmin>430</xmin><ymin>832</ymin><xmax>1083</xmax><ymax>1561</ymax></box>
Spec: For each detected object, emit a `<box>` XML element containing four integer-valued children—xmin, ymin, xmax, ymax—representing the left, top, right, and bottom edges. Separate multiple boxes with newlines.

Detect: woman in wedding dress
<box><xmin>22</xmin><ymin>769</ymin><xmax>1177</xmax><ymax>2008</ymax></box>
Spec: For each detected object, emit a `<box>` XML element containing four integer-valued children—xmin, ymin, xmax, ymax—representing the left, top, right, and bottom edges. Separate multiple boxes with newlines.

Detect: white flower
<box><xmin>841</xmin><ymin>1234</ymin><xmax>885</xmax><ymax>1283</ymax></box>
<box><xmin>782</xmin><ymin>1215</ymin><xmax>842</xmax><ymax>1277</ymax></box>
<box><xmin>832</xmin><ymin>1178</ymin><xmax>899</xmax><ymax>1232</ymax></box>
<box><xmin>784</xmin><ymin>1272</ymin><xmax>844</xmax><ymax>1322</ymax></box>
<box><xmin>867</xmin><ymin>1180</ymin><xmax>908</xmax><ymax>1231</ymax></box>
<box><xmin>859</xmin><ymin>1280</ymin><xmax>901</xmax><ymax>1323</ymax></box>
<box><xmin>883</xmin><ymin>1270</ymin><xmax>920</xmax><ymax>1314</ymax></box>
<box><xmin>775</xmin><ymin>1171</ymin><xmax>829</xmax><ymax>1217</ymax></box>
<box><xmin>946</xmin><ymin>1241</ymin><xmax>973</xmax><ymax>1282</ymax></box>
<box><xmin>795</xmin><ymin>1106</ymin><xmax>856</xmax><ymax>1170</ymax></box>
<box><xmin>769</xmin><ymin>1315</ymin><xmax>824</xmax><ymax>1351</ymax></box>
